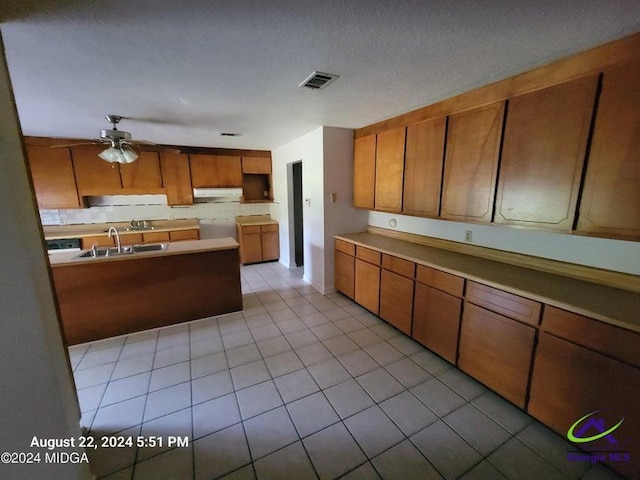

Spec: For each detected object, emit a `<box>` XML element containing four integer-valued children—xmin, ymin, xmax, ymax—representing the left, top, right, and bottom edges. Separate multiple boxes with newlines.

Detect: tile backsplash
<box><xmin>39</xmin><ymin>200</ymin><xmax>271</xmax><ymax>226</ymax></box>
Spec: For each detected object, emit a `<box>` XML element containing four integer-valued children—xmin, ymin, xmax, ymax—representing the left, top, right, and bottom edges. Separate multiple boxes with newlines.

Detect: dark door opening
<box><xmin>292</xmin><ymin>161</ymin><xmax>304</xmax><ymax>267</ymax></box>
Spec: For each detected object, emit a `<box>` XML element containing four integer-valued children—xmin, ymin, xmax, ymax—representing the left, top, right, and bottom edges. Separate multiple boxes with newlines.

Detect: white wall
<box><xmin>369</xmin><ymin>211</ymin><xmax>640</xmax><ymax>276</ymax></box>
<box><xmin>271</xmin><ymin>127</ymin><xmax>368</xmax><ymax>293</ymax></box>
<box><xmin>323</xmin><ymin>127</ymin><xmax>369</xmax><ymax>290</ymax></box>
<box><xmin>0</xmin><ymin>37</ymin><xmax>92</xmax><ymax>480</ymax></box>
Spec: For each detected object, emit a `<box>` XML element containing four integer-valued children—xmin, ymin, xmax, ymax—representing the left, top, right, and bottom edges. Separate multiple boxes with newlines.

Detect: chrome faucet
<box><xmin>107</xmin><ymin>226</ymin><xmax>122</xmax><ymax>253</ymax></box>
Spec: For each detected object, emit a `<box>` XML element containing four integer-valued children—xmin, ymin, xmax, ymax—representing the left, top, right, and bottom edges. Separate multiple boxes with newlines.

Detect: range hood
<box><xmin>193</xmin><ymin>188</ymin><xmax>243</xmax><ymax>198</ymax></box>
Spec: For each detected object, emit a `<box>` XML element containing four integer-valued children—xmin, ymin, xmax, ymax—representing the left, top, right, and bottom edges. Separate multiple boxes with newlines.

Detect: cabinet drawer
<box><xmin>355</xmin><ymin>246</ymin><xmax>381</xmax><ymax>265</ymax></box>
<box><xmin>381</xmin><ymin>254</ymin><xmax>415</xmax><ymax>278</ymax></box>
<box><xmin>466</xmin><ymin>281</ymin><xmax>541</xmax><ymax>326</ymax></box>
<box><xmin>335</xmin><ymin>239</ymin><xmax>356</xmax><ymax>256</ymax></box>
<box><xmin>261</xmin><ymin>224</ymin><xmax>279</xmax><ymax>233</ymax></box>
<box><xmin>416</xmin><ymin>265</ymin><xmax>464</xmax><ymax>297</ymax></box>
<box><xmin>169</xmin><ymin>229</ymin><xmax>200</xmax><ymax>241</ymax></box>
<box><xmin>143</xmin><ymin>231</ymin><xmax>171</xmax><ymax>243</ymax></box>
<box><xmin>241</xmin><ymin>225</ymin><xmax>261</xmax><ymax>235</ymax></box>
<box><xmin>542</xmin><ymin>306</ymin><xmax>640</xmax><ymax>368</ymax></box>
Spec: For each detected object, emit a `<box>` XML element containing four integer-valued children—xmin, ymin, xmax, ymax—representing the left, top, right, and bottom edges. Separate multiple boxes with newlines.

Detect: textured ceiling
<box><xmin>1</xmin><ymin>1</ymin><xmax>639</xmax><ymax>150</ymax></box>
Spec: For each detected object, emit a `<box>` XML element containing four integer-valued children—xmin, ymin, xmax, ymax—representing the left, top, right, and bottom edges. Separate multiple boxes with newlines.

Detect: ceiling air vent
<box><xmin>299</xmin><ymin>71</ymin><xmax>339</xmax><ymax>90</ymax></box>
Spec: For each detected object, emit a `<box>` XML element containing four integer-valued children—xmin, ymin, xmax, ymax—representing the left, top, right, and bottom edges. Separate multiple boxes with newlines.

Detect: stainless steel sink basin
<box><xmin>76</xmin><ymin>243</ymin><xmax>167</xmax><ymax>259</ymax></box>
<box><xmin>131</xmin><ymin>243</ymin><xmax>167</xmax><ymax>253</ymax></box>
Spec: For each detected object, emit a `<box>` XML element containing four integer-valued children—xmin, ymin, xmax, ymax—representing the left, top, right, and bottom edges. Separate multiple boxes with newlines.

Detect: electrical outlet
<box><xmin>465</xmin><ymin>230</ymin><xmax>473</xmax><ymax>242</ymax></box>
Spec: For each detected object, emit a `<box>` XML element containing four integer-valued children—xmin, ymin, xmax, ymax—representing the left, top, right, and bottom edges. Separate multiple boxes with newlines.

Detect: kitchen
<box><xmin>2</xmin><ymin>2</ymin><xmax>640</xmax><ymax>480</ymax></box>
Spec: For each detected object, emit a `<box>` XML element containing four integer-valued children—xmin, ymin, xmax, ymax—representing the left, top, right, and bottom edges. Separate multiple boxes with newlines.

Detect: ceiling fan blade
<box><xmin>50</xmin><ymin>141</ymin><xmax>104</xmax><ymax>148</ymax></box>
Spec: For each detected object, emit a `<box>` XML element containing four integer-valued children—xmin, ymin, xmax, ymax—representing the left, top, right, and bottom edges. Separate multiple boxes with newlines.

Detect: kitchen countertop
<box><xmin>49</xmin><ymin>237</ymin><xmax>239</xmax><ymax>267</ymax></box>
<box><xmin>336</xmin><ymin>232</ymin><xmax>640</xmax><ymax>332</ymax></box>
<box><xmin>235</xmin><ymin>215</ymin><xmax>278</xmax><ymax>226</ymax></box>
<box><xmin>43</xmin><ymin>219</ymin><xmax>199</xmax><ymax>240</ymax></box>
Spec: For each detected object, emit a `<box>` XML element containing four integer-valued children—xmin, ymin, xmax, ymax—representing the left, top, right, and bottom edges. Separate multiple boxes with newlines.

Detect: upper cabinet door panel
<box><xmin>190</xmin><ymin>154</ymin><xmax>219</xmax><ymax>187</ymax></box>
<box><xmin>495</xmin><ymin>75</ymin><xmax>598</xmax><ymax>230</ymax></box>
<box><xmin>241</xmin><ymin>157</ymin><xmax>271</xmax><ymax>174</ymax></box>
<box><xmin>216</xmin><ymin>156</ymin><xmax>243</xmax><ymax>187</ymax></box>
<box><xmin>577</xmin><ymin>60</ymin><xmax>640</xmax><ymax>240</ymax></box>
<box><xmin>402</xmin><ymin>117</ymin><xmax>446</xmax><ymax>217</ymax></box>
<box><xmin>72</xmin><ymin>146</ymin><xmax>122</xmax><ymax>194</ymax></box>
<box><xmin>160</xmin><ymin>152</ymin><xmax>193</xmax><ymax>205</ymax></box>
<box><xmin>441</xmin><ymin>102</ymin><xmax>504</xmax><ymax>223</ymax></box>
<box><xmin>353</xmin><ymin>134</ymin><xmax>376</xmax><ymax>209</ymax></box>
<box><xmin>27</xmin><ymin>146</ymin><xmax>81</xmax><ymax>209</ymax></box>
<box><xmin>120</xmin><ymin>151</ymin><xmax>163</xmax><ymax>190</ymax></box>
<box><xmin>374</xmin><ymin>126</ymin><xmax>406</xmax><ymax>212</ymax></box>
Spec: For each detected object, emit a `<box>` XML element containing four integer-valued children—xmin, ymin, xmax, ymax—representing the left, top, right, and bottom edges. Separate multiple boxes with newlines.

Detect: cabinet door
<box><xmin>216</xmin><ymin>156</ymin><xmax>243</xmax><ymax>187</ymax></box>
<box><xmin>458</xmin><ymin>302</ymin><xmax>536</xmax><ymax>407</ymax></box>
<box><xmin>120</xmin><ymin>233</ymin><xmax>143</xmax><ymax>246</ymax></box>
<box><xmin>81</xmin><ymin>235</ymin><xmax>114</xmax><ymax>249</ymax></box>
<box><xmin>190</xmin><ymin>154</ymin><xmax>219</xmax><ymax>187</ymax></box>
<box><xmin>403</xmin><ymin>117</ymin><xmax>446</xmax><ymax>217</ymax></box>
<box><xmin>260</xmin><ymin>224</ymin><xmax>279</xmax><ymax>261</ymax></box>
<box><xmin>495</xmin><ymin>75</ymin><xmax>598</xmax><ymax>230</ymax></box>
<box><xmin>120</xmin><ymin>152</ymin><xmax>164</xmax><ymax>191</ymax></box>
<box><xmin>577</xmin><ymin>59</ymin><xmax>640</xmax><ymax>239</ymax></box>
<box><xmin>27</xmin><ymin>146</ymin><xmax>81</xmax><ymax>209</ymax></box>
<box><xmin>335</xmin><ymin>250</ymin><xmax>355</xmax><ymax>299</ymax></box>
<box><xmin>241</xmin><ymin>157</ymin><xmax>271</xmax><ymax>174</ymax></box>
<box><xmin>354</xmin><ymin>258</ymin><xmax>380</xmax><ymax>315</ymax></box>
<box><xmin>374</xmin><ymin>127</ymin><xmax>406</xmax><ymax>212</ymax></box>
<box><xmin>72</xmin><ymin>146</ymin><xmax>122</xmax><ymax>194</ymax></box>
<box><xmin>412</xmin><ymin>283</ymin><xmax>462</xmax><ymax>364</ymax></box>
<box><xmin>160</xmin><ymin>152</ymin><xmax>193</xmax><ymax>205</ymax></box>
<box><xmin>379</xmin><ymin>269</ymin><xmax>413</xmax><ymax>335</ymax></box>
<box><xmin>239</xmin><ymin>226</ymin><xmax>263</xmax><ymax>264</ymax></box>
<box><xmin>528</xmin><ymin>333</ymin><xmax>640</xmax><ymax>480</ymax></box>
<box><xmin>441</xmin><ymin>102</ymin><xmax>504</xmax><ymax>223</ymax></box>
<box><xmin>353</xmin><ymin>134</ymin><xmax>376</xmax><ymax>209</ymax></box>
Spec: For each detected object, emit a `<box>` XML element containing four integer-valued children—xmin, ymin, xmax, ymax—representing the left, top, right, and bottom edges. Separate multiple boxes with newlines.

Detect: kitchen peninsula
<box><xmin>49</xmin><ymin>238</ymin><xmax>242</xmax><ymax>345</ymax></box>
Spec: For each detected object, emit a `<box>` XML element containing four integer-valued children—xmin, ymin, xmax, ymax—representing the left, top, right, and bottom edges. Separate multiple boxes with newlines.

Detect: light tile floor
<box><xmin>68</xmin><ymin>262</ymin><xmax>625</xmax><ymax>480</ymax></box>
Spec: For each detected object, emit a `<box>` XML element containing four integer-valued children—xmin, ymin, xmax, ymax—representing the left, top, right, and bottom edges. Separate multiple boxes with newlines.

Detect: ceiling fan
<box><xmin>54</xmin><ymin>115</ymin><xmax>179</xmax><ymax>164</ymax></box>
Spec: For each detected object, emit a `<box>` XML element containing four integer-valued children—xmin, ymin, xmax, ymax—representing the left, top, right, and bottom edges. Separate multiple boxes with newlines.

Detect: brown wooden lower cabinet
<box><xmin>260</xmin><ymin>224</ymin><xmax>280</xmax><ymax>261</ymax></box>
<box><xmin>354</xmin><ymin>258</ymin><xmax>380</xmax><ymax>315</ymax></box>
<box><xmin>528</xmin><ymin>332</ymin><xmax>640</xmax><ymax>480</ymax></box>
<box><xmin>237</xmin><ymin>223</ymin><xmax>279</xmax><ymax>264</ymax></box>
<box><xmin>458</xmin><ymin>302</ymin><xmax>536</xmax><ymax>408</ymax></box>
<box><xmin>335</xmin><ymin>250</ymin><xmax>355</xmax><ymax>299</ymax></box>
<box><xmin>143</xmin><ymin>231</ymin><xmax>171</xmax><ymax>243</ymax></box>
<box><xmin>379</xmin><ymin>269</ymin><xmax>413</xmax><ymax>335</ymax></box>
<box><xmin>412</xmin><ymin>282</ymin><xmax>462</xmax><ymax>364</ymax></box>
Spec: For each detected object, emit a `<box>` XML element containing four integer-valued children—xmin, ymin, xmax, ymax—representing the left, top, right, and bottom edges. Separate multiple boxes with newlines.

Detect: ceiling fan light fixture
<box><xmin>99</xmin><ymin>145</ymin><xmax>138</xmax><ymax>164</ymax></box>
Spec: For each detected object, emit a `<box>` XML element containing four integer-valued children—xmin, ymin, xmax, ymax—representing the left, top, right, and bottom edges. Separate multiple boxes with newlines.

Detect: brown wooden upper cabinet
<box><xmin>73</xmin><ymin>147</ymin><xmax>163</xmax><ymax>195</ymax></box>
<box><xmin>353</xmin><ymin>134</ymin><xmax>376</xmax><ymax>209</ymax></box>
<box><xmin>160</xmin><ymin>152</ymin><xmax>193</xmax><ymax>205</ymax></box>
<box><xmin>120</xmin><ymin>152</ymin><xmax>164</xmax><ymax>191</ymax></box>
<box><xmin>577</xmin><ymin>59</ymin><xmax>640</xmax><ymax>240</ymax></box>
<box><xmin>27</xmin><ymin>145</ymin><xmax>82</xmax><ymax>209</ymax></box>
<box><xmin>241</xmin><ymin>156</ymin><xmax>271</xmax><ymax>174</ymax></box>
<box><xmin>440</xmin><ymin>102</ymin><xmax>504</xmax><ymax>223</ymax></box>
<box><xmin>374</xmin><ymin>126</ymin><xmax>406</xmax><ymax>212</ymax></box>
<box><xmin>402</xmin><ymin>117</ymin><xmax>446</xmax><ymax>217</ymax></box>
<box><xmin>495</xmin><ymin>75</ymin><xmax>598</xmax><ymax>231</ymax></box>
<box><xmin>190</xmin><ymin>154</ymin><xmax>242</xmax><ymax>188</ymax></box>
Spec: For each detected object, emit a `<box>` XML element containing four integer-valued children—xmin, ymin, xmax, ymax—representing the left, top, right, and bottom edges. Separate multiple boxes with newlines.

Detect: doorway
<box><xmin>292</xmin><ymin>161</ymin><xmax>304</xmax><ymax>267</ymax></box>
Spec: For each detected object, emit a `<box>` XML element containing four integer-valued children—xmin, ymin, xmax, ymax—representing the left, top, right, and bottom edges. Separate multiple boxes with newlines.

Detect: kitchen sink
<box><xmin>75</xmin><ymin>243</ymin><xmax>168</xmax><ymax>259</ymax></box>
<box><xmin>131</xmin><ymin>243</ymin><xmax>167</xmax><ymax>253</ymax></box>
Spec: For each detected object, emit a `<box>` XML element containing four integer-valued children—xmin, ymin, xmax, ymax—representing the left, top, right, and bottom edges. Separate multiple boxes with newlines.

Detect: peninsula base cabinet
<box><xmin>237</xmin><ymin>223</ymin><xmax>279</xmax><ymax>265</ymax></box>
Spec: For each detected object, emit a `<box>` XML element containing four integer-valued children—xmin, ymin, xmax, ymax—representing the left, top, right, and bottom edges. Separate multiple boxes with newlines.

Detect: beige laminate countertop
<box><xmin>336</xmin><ymin>232</ymin><xmax>640</xmax><ymax>333</ymax></box>
<box><xmin>49</xmin><ymin>237</ymin><xmax>239</xmax><ymax>267</ymax></box>
<box><xmin>235</xmin><ymin>215</ymin><xmax>278</xmax><ymax>226</ymax></box>
<box><xmin>43</xmin><ymin>219</ymin><xmax>199</xmax><ymax>240</ymax></box>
